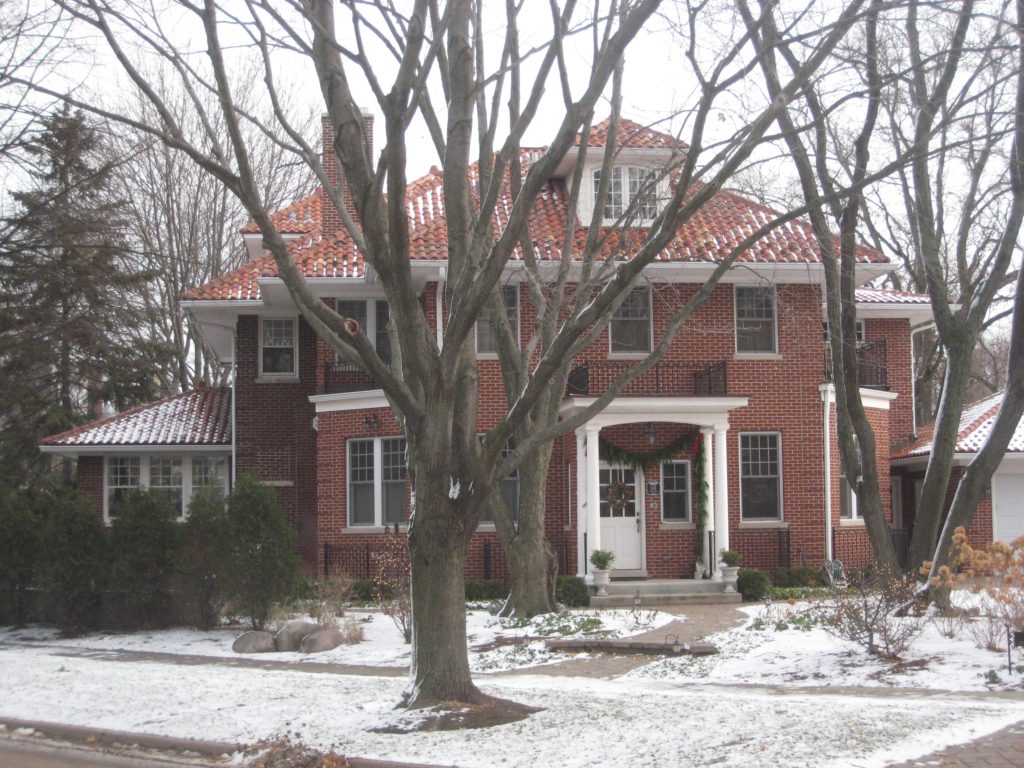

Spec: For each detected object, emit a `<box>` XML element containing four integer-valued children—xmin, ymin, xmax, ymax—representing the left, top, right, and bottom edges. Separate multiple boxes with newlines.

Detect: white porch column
<box><xmin>575</xmin><ymin>431</ymin><xmax>587</xmax><ymax>576</ymax></box>
<box><xmin>586</xmin><ymin>425</ymin><xmax>602</xmax><ymax>573</ymax></box>
<box><xmin>713</xmin><ymin>425</ymin><xmax>730</xmax><ymax>564</ymax></box>
<box><xmin>701</xmin><ymin>427</ymin><xmax>715</xmax><ymax>576</ymax></box>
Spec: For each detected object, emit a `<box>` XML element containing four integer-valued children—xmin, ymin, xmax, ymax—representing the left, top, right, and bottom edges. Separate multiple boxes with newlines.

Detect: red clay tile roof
<box><xmin>893</xmin><ymin>392</ymin><xmax>1023</xmax><ymax>459</ymax></box>
<box><xmin>186</xmin><ymin>121</ymin><xmax>888</xmax><ymax>302</ymax></box>
<box><xmin>855</xmin><ymin>288</ymin><xmax>931</xmax><ymax>304</ymax></box>
<box><xmin>41</xmin><ymin>388</ymin><xmax>231</xmax><ymax>448</ymax></box>
<box><xmin>572</xmin><ymin>117</ymin><xmax>684</xmax><ymax>149</ymax></box>
<box><xmin>240</xmin><ymin>189</ymin><xmax>321</xmax><ymax>235</ymax></box>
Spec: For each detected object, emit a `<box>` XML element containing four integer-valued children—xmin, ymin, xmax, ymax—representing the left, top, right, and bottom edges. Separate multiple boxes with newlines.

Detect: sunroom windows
<box><xmin>104</xmin><ymin>454</ymin><xmax>231</xmax><ymax>523</ymax></box>
<box><xmin>348</xmin><ymin>437</ymin><xmax>408</xmax><ymax>527</ymax></box>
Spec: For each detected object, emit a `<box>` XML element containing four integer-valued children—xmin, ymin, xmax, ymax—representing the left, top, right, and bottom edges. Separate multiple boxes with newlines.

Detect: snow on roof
<box><xmin>41</xmin><ymin>388</ymin><xmax>231</xmax><ymax>448</ymax></box>
<box><xmin>894</xmin><ymin>392</ymin><xmax>1024</xmax><ymax>459</ymax></box>
<box><xmin>855</xmin><ymin>288</ymin><xmax>931</xmax><ymax>305</ymax></box>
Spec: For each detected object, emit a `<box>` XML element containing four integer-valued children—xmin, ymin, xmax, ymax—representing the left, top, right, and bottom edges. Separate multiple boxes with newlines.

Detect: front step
<box><xmin>602</xmin><ymin>578</ymin><xmax>725</xmax><ymax>596</ymax></box>
<box><xmin>590</xmin><ymin>591</ymin><xmax>741</xmax><ymax>607</ymax></box>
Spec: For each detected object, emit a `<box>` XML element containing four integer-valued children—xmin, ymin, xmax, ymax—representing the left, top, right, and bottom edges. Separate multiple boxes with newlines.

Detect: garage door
<box><xmin>993</xmin><ymin>472</ymin><xmax>1024</xmax><ymax>543</ymax></box>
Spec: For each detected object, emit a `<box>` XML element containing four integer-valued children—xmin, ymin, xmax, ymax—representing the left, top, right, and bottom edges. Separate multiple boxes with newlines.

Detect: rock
<box><xmin>273</xmin><ymin>620</ymin><xmax>321</xmax><ymax>652</ymax></box>
<box><xmin>232</xmin><ymin>630</ymin><xmax>276</xmax><ymax>654</ymax></box>
<box><xmin>300</xmin><ymin>628</ymin><xmax>345</xmax><ymax>654</ymax></box>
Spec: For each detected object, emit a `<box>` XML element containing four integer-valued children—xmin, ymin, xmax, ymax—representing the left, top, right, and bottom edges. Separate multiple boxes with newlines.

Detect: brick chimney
<box><xmin>321</xmin><ymin>110</ymin><xmax>374</xmax><ymax>236</ymax></box>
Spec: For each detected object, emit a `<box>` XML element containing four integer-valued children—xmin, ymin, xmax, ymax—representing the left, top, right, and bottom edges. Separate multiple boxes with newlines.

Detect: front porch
<box><xmin>562</xmin><ymin>395</ymin><xmax>749</xmax><ymax>585</ymax></box>
<box><xmin>589</xmin><ymin>578</ymin><xmax>741</xmax><ymax>607</ymax></box>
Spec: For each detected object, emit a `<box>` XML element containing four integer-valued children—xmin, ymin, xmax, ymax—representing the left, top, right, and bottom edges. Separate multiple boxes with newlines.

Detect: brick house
<box><xmin>40</xmin><ymin>117</ymin><xmax>951</xmax><ymax>586</ymax></box>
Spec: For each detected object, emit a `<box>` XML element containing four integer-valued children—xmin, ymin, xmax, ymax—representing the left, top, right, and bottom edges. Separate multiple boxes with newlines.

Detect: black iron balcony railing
<box><xmin>320</xmin><ymin>361</ymin><xmax>378</xmax><ymax>395</ymax></box>
<box><xmin>823</xmin><ymin>338</ymin><xmax>889</xmax><ymax>390</ymax></box>
<box><xmin>565</xmin><ymin>360</ymin><xmax>729</xmax><ymax>398</ymax></box>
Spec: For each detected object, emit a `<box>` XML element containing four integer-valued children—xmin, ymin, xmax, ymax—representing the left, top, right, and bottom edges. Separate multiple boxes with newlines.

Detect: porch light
<box><xmin>645</xmin><ymin>422</ymin><xmax>656</xmax><ymax>446</ymax></box>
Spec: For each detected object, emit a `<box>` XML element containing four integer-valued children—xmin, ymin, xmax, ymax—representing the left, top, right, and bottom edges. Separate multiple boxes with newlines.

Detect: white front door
<box><xmin>599</xmin><ymin>464</ymin><xmax>644</xmax><ymax>571</ymax></box>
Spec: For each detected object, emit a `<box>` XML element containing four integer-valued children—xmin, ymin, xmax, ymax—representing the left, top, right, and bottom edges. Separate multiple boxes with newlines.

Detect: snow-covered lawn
<box><xmin>631</xmin><ymin>598</ymin><xmax>1024</xmax><ymax>691</ymax></box>
<box><xmin>0</xmin><ymin>607</ymin><xmax>676</xmax><ymax>674</ymax></box>
<box><xmin>2</xmin><ymin>600</ymin><xmax>1024</xmax><ymax>767</ymax></box>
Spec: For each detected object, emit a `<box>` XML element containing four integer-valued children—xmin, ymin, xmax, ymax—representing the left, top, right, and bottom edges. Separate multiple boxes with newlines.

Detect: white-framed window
<box><xmin>822</xmin><ymin>320</ymin><xmax>865</xmax><ymax>345</ymax></box>
<box><xmin>103</xmin><ymin>453</ymin><xmax>231</xmax><ymax>523</ymax></box>
<box><xmin>592</xmin><ymin>165</ymin><xmax>660</xmax><ymax>222</ymax></box>
<box><xmin>661</xmin><ymin>460</ymin><xmax>691</xmax><ymax>522</ymax></box>
<box><xmin>476</xmin><ymin>285</ymin><xmax>519</xmax><ymax>354</ymax></box>
<box><xmin>481</xmin><ymin>438</ymin><xmax>520</xmax><ymax>523</ymax></box>
<box><xmin>735</xmin><ymin>286</ymin><xmax>777</xmax><ymax>354</ymax></box>
<box><xmin>107</xmin><ymin>456</ymin><xmax>141</xmax><ymax>520</ymax></box>
<box><xmin>149</xmin><ymin>456</ymin><xmax>183</xmax><ymax>516</ymax></box>
<box><xmin>739</xmin><ymin>432</ymin><xmax>782</xmax><ymax>521</ymax></box>
<box><xmin>259</xmin><ymin>317</ymin><xmax>298</xmax><ymax>377</ymax></box>
<box><xmin>610</xmin><ymin>286</ymin><xmax>652</xmax><ymax>354</ymax></box>
<box><xmin>347</xmin><ymin>436</ymin><xmax>408</xmax><ymax>527</ymax></box>
<box><xmin>840</xmin><ymin>436</ymin><xmax>861</xmax><ymax>520</ymax></box>
<box><xmin>336</xmin><ymin>299</ymin><xmax>391</xmax><ymax>364</ymax></box>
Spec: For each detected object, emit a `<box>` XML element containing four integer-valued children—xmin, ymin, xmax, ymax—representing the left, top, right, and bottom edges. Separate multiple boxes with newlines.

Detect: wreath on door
<box><xmin>607</xmin><ymin>478</ymin><xmax>634</xmax><ymax>514</ymax></box>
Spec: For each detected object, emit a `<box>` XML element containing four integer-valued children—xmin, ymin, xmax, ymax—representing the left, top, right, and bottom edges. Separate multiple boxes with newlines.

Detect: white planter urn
<box><xmin>694</xmin><ymin>561</ymin><xmax>704</xmax><ymax>580</ymax></box>
<box><xmin>721</xmin><ymin>565</ymin><xmax>740</xmax><ymax>592</ymax></box>
<box><xmin>592</xmin><ymin>569</ymin><xmax>611</xmax><ymax>596</ymax></box>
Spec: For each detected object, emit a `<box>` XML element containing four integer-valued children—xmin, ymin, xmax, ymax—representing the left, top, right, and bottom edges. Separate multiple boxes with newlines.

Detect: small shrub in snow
<box><xmin>930</xmin><ymin>609</ymin><xmax>966</xmax><ymax>640</ymax></box>
<box><xmin>555</xmin><ymin>575</ymin><xmax>589</xmax><ymax>607</ymax></box>
<box><xmin>177</xmin><ymin>488</ymin><xmax>230</xmax><ymax>630</ymax></box>
<box><xmin>306</xmin><ymin>573</ymin><xmax>354</xmax><ymax>628</ymax></box>
<box><xmin>947</xmin><ymin>526</ymin><xmax>1024</xmax><ymax>641</ymax></box>
<box><xmin>372</xmin><ymin>532</ymin><xmax>411</xmax><ymax>644</ymax></box>
<box><xmin>772</xmin><ymin>566</ymin><xmax>820</xmax><ymax>588</ymax></box>
<box><xmin>109</xmin><ymin>490</ymin><xmax>181</xmax><ymax>628</ymax></box>
<box><xmin>337</xmin><ymin>616</ymin><xmax>365</xmax><ymax>645</ymax></box>
<box><xmin>223</xmin><ymin>474</ymin><xmax>300</xmax><ymax>631</ymax></box>
<box><xmin>736</xmin><ymin>568</ymin><xmax>769</xmax><ymax>601</ymax></box>
<box><xmin>823</xmin><ymin>570</ymin><xmax>921</xmax><ymax>659</ymax></box>
<box><xmin>465</xmin><ymin>579</ymin><xmax>506</xmax><ymax>601</ymax></box>
<box><xmin>966</xmin><ymin>614</ymin><xmax>1007</xmax><ymax>652</ymax></box>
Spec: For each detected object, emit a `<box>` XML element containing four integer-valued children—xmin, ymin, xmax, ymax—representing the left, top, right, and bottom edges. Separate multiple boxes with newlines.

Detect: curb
<box><xmin>0</xmin><ymin>717</ymin><xmax>458</xmax><ymax>768</ymax></box>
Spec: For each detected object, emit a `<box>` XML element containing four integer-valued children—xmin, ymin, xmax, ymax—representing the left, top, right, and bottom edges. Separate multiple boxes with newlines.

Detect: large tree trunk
<box><xmin>906</xmin><ymin>339</ymin><xmax>974</xmax><ymax>570</ymax></box>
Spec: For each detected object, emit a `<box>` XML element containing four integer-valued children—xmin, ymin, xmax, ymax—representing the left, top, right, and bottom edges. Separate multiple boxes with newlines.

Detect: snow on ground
<box><xmin>0</xmin><ymin>641</ymin><xmax>1020</xmax><ymax>768</ymax></box>
<box><xmin>0</xmin><ymin>607</ymin><xmax>675</xmax><ymax>674</ymax></box>
<box><xmin>630</xmin><ymin>599</ymin><xmax>1024</xmax><ymax>691</ymax></box>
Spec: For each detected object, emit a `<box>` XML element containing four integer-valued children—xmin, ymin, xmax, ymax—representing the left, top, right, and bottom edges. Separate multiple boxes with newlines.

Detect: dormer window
<box><xmin>592</xmin><ymin>166</ymin><xmax>660</xmax><ymax>222</ymax></box>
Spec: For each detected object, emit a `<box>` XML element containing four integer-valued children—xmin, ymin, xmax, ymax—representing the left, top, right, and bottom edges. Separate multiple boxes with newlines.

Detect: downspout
<box><xmin>436</xmin><ymin>266</ymin><xmax>446</xmax><ymax>348</ymax></box>
<box><xmin>823</xmin><ymin>384</ymin><xmax>833</xmax><ymax>561</ymax></box>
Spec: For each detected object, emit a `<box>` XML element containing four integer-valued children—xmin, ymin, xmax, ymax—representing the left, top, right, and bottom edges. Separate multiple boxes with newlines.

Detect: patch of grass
<box><xmin>502</xmin><ymin>611</ymin><xmax>605</xmax><ymax>637</ymax></box>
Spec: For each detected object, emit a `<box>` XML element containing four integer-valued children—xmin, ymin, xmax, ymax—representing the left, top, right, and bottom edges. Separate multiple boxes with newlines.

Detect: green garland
<box><xmin>693</xmin><ymin>437</ymin><xmax>708</xmax><ymax>564</ymax></box>
<box><xmin>598</xmin><ymin>433</ymin><xmax>696</xmax><ymax>471</ymax></box>
<box><xmin>596</xmin><ymin>432</ymin><xmax>708</xmax><ymax>568</ymax></box>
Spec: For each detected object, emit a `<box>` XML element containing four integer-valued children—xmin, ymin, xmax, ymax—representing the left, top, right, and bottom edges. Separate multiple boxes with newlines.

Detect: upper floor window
<box><xmin>476</xmin><ymin>285</ymin><xmax>519</xmax><ymax>355</ymax></box>
<box><xmin>260</xmin><ymin>317</ymin><xmax>298</xmax><ymax>376</ymax></box>
<box><xmin>336</xmin><ymin>299</ymin><xmax>391</xmax><ymax>364</ymax></box>
<box><xmin>348</xmin><ymin>436</ymin><xmax>407</xmax><ymax>527</ymax></box>
<box><xmin>822</xmin><ymin>320</ymin><xmax>865</xmax><ymax>346</ymax></box>
<box><xmin>592</xmin><ymin>166</ymin><xmax>660</xmax><ymax>222</ymax></box>
<box><xmin>735</xmin><ymin>286</ymin><xmax>777</xmax><ymax>354</ymax></box>
<box><xmin>482</xmin><ymin>438</ymin><xmax>520</xmax><ymax>524</ymax></box>
<box><xmin>739</xmin><ymin>432</ymin><xmax>782</xmax><ymax>521</ymax></box>
<box><xmin>610</xmin><ymin>286</ymin><xmax>651</xmax><ymax>354</ymax></box>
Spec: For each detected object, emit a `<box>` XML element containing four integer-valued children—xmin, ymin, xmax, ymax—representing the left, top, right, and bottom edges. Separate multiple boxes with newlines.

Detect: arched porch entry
<box><xmin>561</xmin><ymin>396</ymin><xmax>749</xmax><ymax>580</ymax></box>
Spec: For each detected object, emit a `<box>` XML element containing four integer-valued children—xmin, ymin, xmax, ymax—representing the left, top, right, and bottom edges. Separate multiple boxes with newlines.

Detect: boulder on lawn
<box><xmin>273</xmin><ymin>620</ymin><xmax>321</xmax><ymax>652</ymax></box>
<box><xmin>232</xmin><ymin>630</ymin><xmax>276</xmax><ymax>654</ymax></box>
<box><xmin>300</xmin><ymin>628</ymin><xmax>345</xmax><ymax>654</ymax></box>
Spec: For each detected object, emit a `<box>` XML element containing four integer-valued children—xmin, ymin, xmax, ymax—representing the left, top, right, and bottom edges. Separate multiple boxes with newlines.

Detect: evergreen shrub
<box><xmin>736</xmin><ymin>567</ymin><xmax>770</xmax><ymax>602</ymax></box>
<box><xmin>555</xmin><ymin>575</ymin><xmax>589</xmax><ymax>607</ymax></box>
<box><xmin>177</xmin><ymin>488</ymin><xmax>230</xmax><ymax>629</ymax></box>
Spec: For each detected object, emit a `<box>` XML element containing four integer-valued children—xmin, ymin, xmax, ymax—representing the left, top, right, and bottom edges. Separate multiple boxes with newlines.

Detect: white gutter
<box><xmin>436</xmin><ymin>266</ymin><xmax>446</xmax><ymax>348</ymax></box>
<box><xmin>822</xmin><ymin>384</ymin><xmax>833</xmax><ymax>561</ymax></box>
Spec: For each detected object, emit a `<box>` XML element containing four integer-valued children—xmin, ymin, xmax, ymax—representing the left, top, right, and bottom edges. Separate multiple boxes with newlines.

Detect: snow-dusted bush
<box><xmin>947</xmin><ymin>526</ymin><xmax>1024</xmax><ymax>647</ymax></box>
<box><xmin>372</xmin><ymin>532</ymin><xmax>411</xmax><ymax>644</ymax></box>
<box><xmin>177</xmin><ymin>488</ymin><xmax>230</xmax><ymax>630</ymax></box>
<box><xmin>306</xmin><ymin>573</ymin><xmax>355</xmax><ymax>628</ymax></box>
<box><xmin>823</xmin><ymin>570</ymin><xmax>922</xmax><ymax>659</ymax></box>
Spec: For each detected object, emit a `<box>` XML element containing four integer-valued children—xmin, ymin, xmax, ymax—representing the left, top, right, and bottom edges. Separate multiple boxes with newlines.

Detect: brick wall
<box><xmin>76</xmin><ymin>455</ymin><xmax>104</xmax><ymax>512</ymax></box>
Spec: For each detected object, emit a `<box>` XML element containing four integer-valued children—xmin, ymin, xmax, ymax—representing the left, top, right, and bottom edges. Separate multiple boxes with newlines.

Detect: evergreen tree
<box><xmin>0</xmin><ymin>105</ymin><xmax>172</xmax><ymax>489</ymax></box>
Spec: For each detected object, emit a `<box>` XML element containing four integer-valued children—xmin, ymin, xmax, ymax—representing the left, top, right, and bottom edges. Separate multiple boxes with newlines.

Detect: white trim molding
<box><xmin>309</xmin><ymin>389</ymin><xmax>389</xmax><ymax>413</ymax></box>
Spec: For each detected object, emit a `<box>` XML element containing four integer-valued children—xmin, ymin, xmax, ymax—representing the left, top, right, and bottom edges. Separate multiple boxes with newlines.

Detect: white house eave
<box><xmin>39</xmin><ymin>444</ymin><xmax>231</xmax><ymax>458</ymax></box>
<box><xmin>891</xmin><ymin>451</ymin><xmax>1024</xmax><ymax>469</ymax></box>
<box><xmin>309</xmin><ymin>389</ymin><xmax>389</xmax><ymax>413</ymax></box>
<box><xmin>818</xmin><ymin>384</ymin><xmax>898</xmax><ymax>410</ymax></box>
<box><xmin>559</xmin><ymin>395</ymin><xmax>749</xmax><ymax>430</ymax></box>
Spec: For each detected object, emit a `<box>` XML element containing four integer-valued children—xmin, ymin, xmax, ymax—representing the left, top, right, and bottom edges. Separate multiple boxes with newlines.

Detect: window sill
<box><xmin>607</xmin><ymin>352</ymin><xmax>651</xmax><ymax>360</ymax></box>
<box><xmin>839</xmin><ymin>518</ymin><xmax>865</xmax><ymax>527</ymax></box>
<box><xmin>659</xmin><ymin>521</ymin><xmax>695</xmax><ymax>531</ymax></box>
<box><xmin>738</xmin><ymin>520</ymin><xmax>788</xmax><ymax>529</ymax></box>
<box><xmin>733</xmin><ymin>353</ymin><xmax>782</xmax><ymax>361</ymax></box>
<box><xmin>256</xmin><ymin>375</ymin><xmax>300</xmax><ymax>384</ymax></box>
<box><xmin>342</xmin><ymin>526</ymin><xmax>407</xmax><ymax>535</ymax></box>
<box><xmin>475</xmin><ymin>353</ymin><xmax>500</xmax><ymax>360</ymax></box>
